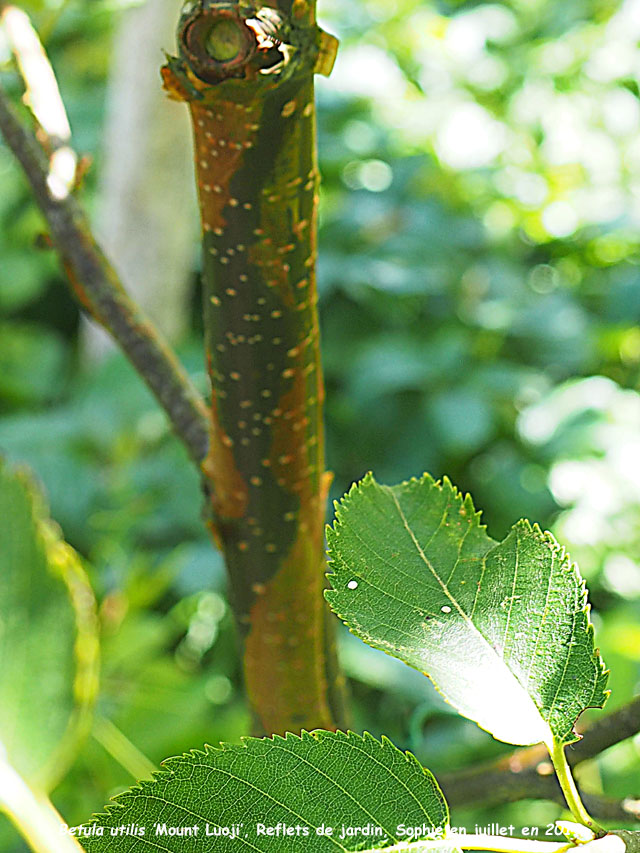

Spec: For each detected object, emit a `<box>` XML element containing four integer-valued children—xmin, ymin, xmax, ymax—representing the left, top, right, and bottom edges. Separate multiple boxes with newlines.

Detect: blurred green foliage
<box><xmin>1</xmin><ymin>0</ymin><xmax>639</xmax><ymax>848</ymax></box>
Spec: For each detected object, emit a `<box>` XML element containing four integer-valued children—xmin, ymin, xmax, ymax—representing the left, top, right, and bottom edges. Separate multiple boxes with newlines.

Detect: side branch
<box><xmin>439</xmin><ymin>697</ymin><xmax>640</xmax><ymax>823</ymax></box>
<box><xmin>570</xmin><ymin>697</ymin><xmax>640</xmax><ymax>765</ymax></box>
<box><xmin>0</xmin><ymin>83</ymin><xmax>210</xmax><ymax>465</ymax></box>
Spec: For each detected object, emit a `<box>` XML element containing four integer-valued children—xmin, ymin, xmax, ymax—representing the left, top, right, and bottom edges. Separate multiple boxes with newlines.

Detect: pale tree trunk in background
<box><xmin>82</xmin><ymin>0</ymin><xmax>197</xmax><ymax>360</ymax></box>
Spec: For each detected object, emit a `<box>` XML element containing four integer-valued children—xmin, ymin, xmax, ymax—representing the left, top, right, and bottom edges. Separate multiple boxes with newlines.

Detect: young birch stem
<box><xmin>0</xmin><ymin>751</ymin><xmax>84</xmax><ymax>853</ymax></box>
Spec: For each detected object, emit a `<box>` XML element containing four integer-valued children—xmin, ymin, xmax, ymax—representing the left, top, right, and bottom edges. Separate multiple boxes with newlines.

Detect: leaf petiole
<box><xmin>92</xmin><ymin>716</ymin><xmax>156</xmax><ymax>782</ymax></box>
<box><xmin>549</xmin><ymin>739</ymin><xmax>603</xmax><ymax>834</ymax></box>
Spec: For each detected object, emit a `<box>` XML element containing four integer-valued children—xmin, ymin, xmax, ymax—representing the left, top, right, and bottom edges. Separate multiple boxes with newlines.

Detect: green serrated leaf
<box><xmin>325</xmin><ymin>472</ymin><xmax>609</xmax><ymax>748</ymax></box>
<box><xmin>83</xmin><ymin>731</ymin><xmax>450</xmax><ymax>852</ymax></box>
<box><xmin>0</xmin><ymin>458</ymin><xmax>99</xmax><ymax>791</ymax></box>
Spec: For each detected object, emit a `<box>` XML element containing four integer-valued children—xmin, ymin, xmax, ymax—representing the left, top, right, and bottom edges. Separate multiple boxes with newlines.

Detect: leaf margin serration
<box><xmin>325</xmin><ymin>471</ymin><xmax>609</xmax><ymax>748</ymax></box>
<box><xmin>83</xmin><ymin>728</ymin><xmax>452</xmax><ymax>849</ymax></box>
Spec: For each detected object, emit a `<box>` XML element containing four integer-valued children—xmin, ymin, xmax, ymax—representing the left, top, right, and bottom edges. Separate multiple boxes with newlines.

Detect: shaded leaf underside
<box><xmin>326</xmin><ymin>473</ymin><xmax>608</xmax><ymax>747</ymax></box>
<box><xmin>0</xmin><ymin>458</ymin><xmax>98</xmax><ymax>790</ymax></box>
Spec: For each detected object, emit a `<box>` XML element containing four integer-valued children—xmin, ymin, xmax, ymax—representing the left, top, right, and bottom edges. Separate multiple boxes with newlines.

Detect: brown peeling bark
<box><xmin>163</xmin><ymin>0</ymin><xmax>346</xmax><ymax>733</ymax></box>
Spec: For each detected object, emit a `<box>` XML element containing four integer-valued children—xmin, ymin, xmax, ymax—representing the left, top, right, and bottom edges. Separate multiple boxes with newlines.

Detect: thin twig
<box><xmin>439</xmin><ymin>697</ymin><xmax>640</xmax><ymax>823</ymax></box>
<box><xmin>1</xmin><ymin>4</ymin><xmax>77</xmax><ymax>199</ymax></box>
<box><xmin>570</xmin><ymin>698</ymin><xmax>640</xmax><ymax>765</ymax></box>
<box><xmin>442</xmin><ymin>768</ymin><xmax>638</xmax><ymax>824</ymax></box>
<box><xmin>0</xmin><ymin>81</ymin><xmax>210</xmax><ymax>465</ymax></box>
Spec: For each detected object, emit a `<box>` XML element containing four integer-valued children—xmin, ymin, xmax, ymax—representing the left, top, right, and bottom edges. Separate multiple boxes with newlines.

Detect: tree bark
<box><xmin>163</xmin><ymin>0</ymin><xmax>346</xmax><ymax>734</ymax></box>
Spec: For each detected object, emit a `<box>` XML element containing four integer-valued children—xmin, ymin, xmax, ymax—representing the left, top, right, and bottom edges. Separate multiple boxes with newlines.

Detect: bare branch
<box><xmin>440</xmin><ymin>761</ymin><xmax>639</xmax><ymax>824</ymax></box>
<box><xmin>0</xmin><ymin>82</ymin><xmax>210</xmax><ymax>465</ymax></box>
<box><xmin>570</xmin><ymin>697</ymin><xmax>640</xmax><ymax>765</ymax></box>
<box><xmin>439</xmin><ymin>697</ymin><xmax>640</xmax><ymax>823</ymax></box>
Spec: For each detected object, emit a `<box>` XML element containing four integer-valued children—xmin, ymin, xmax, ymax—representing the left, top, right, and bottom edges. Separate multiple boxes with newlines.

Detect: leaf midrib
<box><xmin>336</xmin><ymin>488</ymin><xmax>504</xmax><ymax>663</ymax></box>
<box><xmin>146</xmin><ymin>736</ymin><xmax>438</xmax><ymax>853</ymax></box>
<box><xmin>546</xmin><ymin>578</ymin><xmax>579</xmax><ymax>727</ymax></box>
<box><xmin>385</xmin><ymin>486</ymin><xmax>548</xmax><ymax>727</ymax></box>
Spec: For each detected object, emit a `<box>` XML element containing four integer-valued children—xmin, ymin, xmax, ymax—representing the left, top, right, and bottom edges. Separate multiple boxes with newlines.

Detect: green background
<box><xmin>0</xmin><ymin>0</ymin><xmax>639</xmax><ymax>847</ymax></box>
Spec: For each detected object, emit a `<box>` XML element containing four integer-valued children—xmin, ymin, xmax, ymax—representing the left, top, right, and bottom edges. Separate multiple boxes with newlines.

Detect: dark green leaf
<box><xmin>326</xmin><ymin>473</ymin><xmax>608</xmax><ymax>747</ymax></box>
<box><xmin>84</xmin><ymin>731</ymin><xmax>450</xmax><ymax>852</ymax></box>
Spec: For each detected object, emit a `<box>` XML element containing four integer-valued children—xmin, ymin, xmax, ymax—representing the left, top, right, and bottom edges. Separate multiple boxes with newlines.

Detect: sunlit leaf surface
<box><xmin>326</xmin><ymin>473</ymin><xmax>609</xmax><ymax>747</ymax></box>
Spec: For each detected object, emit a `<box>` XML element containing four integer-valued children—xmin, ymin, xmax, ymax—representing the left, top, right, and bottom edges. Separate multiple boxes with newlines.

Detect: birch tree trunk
<box><xmin>163</xmin><ymin>0</ymin><xmax>347</xmax><ymax>734</ymax></box>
